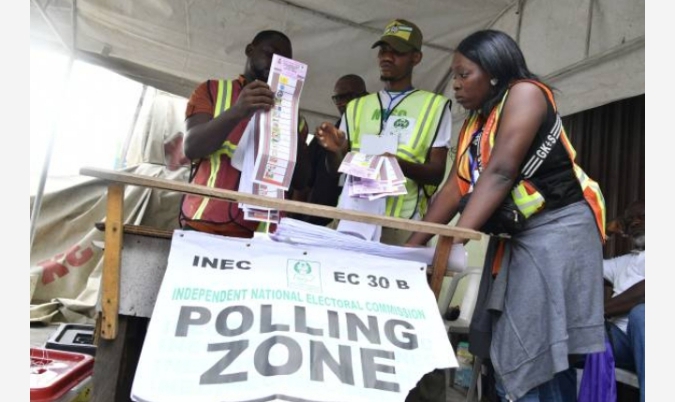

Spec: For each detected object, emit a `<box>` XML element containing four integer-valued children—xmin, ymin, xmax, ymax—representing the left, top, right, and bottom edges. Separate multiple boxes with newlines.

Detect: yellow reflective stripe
<box><xmin>418</xmin><ymin>96</ymin><xmax>444</xmax><ymax>148</ymax></box>
<box><xmin>575</xmin><ymin>165</ymin><xmax>590</xmax><ymax>185</ymax></box>
<box><xmin>193</xmin><ymin>199</ymin><xmax>209</xmax><ymax>220</ymax></box>
<box><xmin>385</xmin><ymin>181</ymin><xmax>420</xmax><ymax>218</ymax></box>
<box><xmin>214</xmin><ymin>80</ymin><xmax>234</xmax><ymax>152</ymax></box>
<box><xmin>514</xmin><ymin>196</ymin><xmax>544</xmax><ymax>217</ymax></box>
<box><xmin>410</xmin><ymin>95</ymin><xmax>444</xmax><ymax>159</ymax></box>
<box><xmin>385</xmin><ymin>195</ymin><xmax>403</xmax><ymax>217</ymax></box>
<box><xmin>511</xmin><ymin>183</ymin><xmax>544</xmax><ymax>218</ymax></box>
<box><xmin>223</xmin><ymin>80</ymin><xmax>233</xmax><ymax>111</ymax></box>
<box><xmin>561</xmin><ymin>128</ymin><xmax>578</xmax><ymax>160</ymax></box>
<box><xmin>574</xmin><ymin>165</ymin><xmax>607</xmax><ymax>236</ymax></box>
<box><xmin>418</xmin><ymin>195</ymin><xmax>429</xmax><ymax>218</ymax></box>
<box><xmin>216</xmin><ymin>141</ymin><xmax>237</xmax><ymax>158</ymax></box>
<box><xmin>410</xmin><ymin>94</ymin><xmax>437</xmax><ymax>150</ymax></box>
<box><xmin>194</xmin><ymin>80</ymin><xmax>234</xmax><ymax>220</ymax></box>
<box><xmin>214</xmin><ymin>80</ymin><xmax>225</xmax><ymax>117</ymax></box>
<box><xmin>193</xmin><ymin>153</ymin><xmax>222</xmax><ymax>219</ymax></box>
<box><xmin>214</xmin><ymin>79</ymin><xmax>233</xmax><ymax>117</ymax></box>
<box><xmin>397</xmin><ymin>146</ymin><xmax>423</xmax><ymax>163</ymax></box>
<box><xmin>486</xmin><ymin>89</ymin><xmax>510</xmax><ymax>149</ymax></box>
<box><xmin>207</xmin><ymin>153</ymin><xmax>222</xmax><ymax>188</ymax></box>
<box><xmin>576</xmin><ymin>165</ymin><xmax>606</xmax><ymax>202</ymax></box>
<box><xmin>351</xmin><ymin>96</ymin><xmax>365</xmax><ymax>147</ymax></box>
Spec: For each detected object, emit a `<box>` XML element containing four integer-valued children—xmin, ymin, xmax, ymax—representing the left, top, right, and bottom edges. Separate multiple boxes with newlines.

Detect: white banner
<box><xmin>131</xmin><ymin>230</ymin><xmax>456</xmax><ymax>402</ymax></box>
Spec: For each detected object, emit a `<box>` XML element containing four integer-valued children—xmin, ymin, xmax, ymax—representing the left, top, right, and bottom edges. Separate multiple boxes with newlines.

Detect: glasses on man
<box><xmin>331</xmin><ymin>92</ymin><xmax>366</xmax><ymax>104</ymax></box>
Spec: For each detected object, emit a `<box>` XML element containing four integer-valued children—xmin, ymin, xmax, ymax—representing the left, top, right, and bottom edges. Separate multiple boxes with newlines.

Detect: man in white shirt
<box><xmin>603</xmin><ymin>200</ymin><xmax>645</xmax><ymax>402</ymax></box>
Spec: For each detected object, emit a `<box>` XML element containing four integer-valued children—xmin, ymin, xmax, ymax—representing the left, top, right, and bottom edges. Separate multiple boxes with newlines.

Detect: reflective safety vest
<box><xmin>180</xmin><ymin>79</ymin><xmax>259</xmax><ymax>233</ymax></box>
<box><xmin>455</xmin><ymin>80</ymin><xmax>606</xmax><ymax>241</ymax></box>
<box><xmin>345</xmin><ymin>90</ymin><xmax>450</xmax><ymax>218</ymax></box>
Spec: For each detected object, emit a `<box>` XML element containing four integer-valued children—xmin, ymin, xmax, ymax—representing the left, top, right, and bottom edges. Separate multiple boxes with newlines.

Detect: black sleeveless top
<box><xmin>523</xmin><ymin>93</ymin><xmax>583</xmax><ymax>211</ymax></box>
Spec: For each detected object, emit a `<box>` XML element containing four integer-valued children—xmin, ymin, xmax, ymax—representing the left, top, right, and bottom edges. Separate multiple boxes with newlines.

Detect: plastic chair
<box><xmin>439</xmin><ymin>267</ymin><xmax>482</xmax><ymax>402</ymax></box>
<box><xmin>439</xmin><ymin>267</ymin><xmax>482</xmax><ymax>335</ymax></box>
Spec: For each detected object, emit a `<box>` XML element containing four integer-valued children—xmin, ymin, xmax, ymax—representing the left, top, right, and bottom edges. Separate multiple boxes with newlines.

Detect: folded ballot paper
<box><xmin>336</xmin><ymin>152</ymin><xmax>411</xmax><ymax>240</ymax></box>
<box><xmin>270</xmin><ymin>217</ymin><xmax>468</xmax><ymax>273</ymax></box>
<box><xmin>339</xmin><ymin>152</ymin><xmax>407</xmax><ymax>200</ymax></box>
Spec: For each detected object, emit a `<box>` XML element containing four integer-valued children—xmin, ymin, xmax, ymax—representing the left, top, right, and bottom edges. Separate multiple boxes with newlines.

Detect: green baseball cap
<box><xmin>371</xmin><ymin>19</ymin><xmax>423</xmax><ymax>53</ymax></box>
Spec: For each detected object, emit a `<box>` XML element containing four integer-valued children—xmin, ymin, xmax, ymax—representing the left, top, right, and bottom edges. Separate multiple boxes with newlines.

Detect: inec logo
<box><xmin>293</xmin><ymin>261</ymin><xmax>313</xmax><ymax>275</ymax></box>
<box><xmin>393</xmin><ymin>118</ymin><xmax>410</xmax><ymax>129</ymax></box>
<box><xmin>287</xmin><ymin>259</ymin><xmax>322</xmax><ymax>292</ymax></box>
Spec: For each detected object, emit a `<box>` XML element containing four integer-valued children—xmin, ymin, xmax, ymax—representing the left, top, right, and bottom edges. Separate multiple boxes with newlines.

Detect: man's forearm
<box><xmin>605</xmin><ymin>280</ymin><xmax>645</xmax><ymax>317</ymax></box>
<box><xmin>397</xmin><ymin>158</ymin><xmax>445</xmax><ymax>186</ymax></box>
<box><xmin>184</xmin><ymin>108</ymin><xmax>246</xmax><ymax>160</ymax></box>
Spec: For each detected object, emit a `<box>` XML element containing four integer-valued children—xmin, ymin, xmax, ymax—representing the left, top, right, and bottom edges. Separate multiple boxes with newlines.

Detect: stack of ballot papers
<box><xmin>270</xmin><ymin>217</ymin><xmax>468</xmax><ymax>273</ymax></box>
<box><xmin>339</xmin><ymin>152</ymin><xmax>407</xmax><ymax>200</ymax></box>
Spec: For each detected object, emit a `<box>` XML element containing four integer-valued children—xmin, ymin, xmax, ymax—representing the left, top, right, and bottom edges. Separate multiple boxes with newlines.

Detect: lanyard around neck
<box><xmin>468</xmin><ymin>127</ymin><xmax>483</xmax><ymax>186</ymax></box>
<box><xmin>382</xmin><ymin>88</ymin><xmax>413</xmax><ymax>122</ymax></box>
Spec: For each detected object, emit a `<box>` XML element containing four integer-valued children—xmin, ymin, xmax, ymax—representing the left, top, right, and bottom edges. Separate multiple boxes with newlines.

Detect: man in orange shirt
<box><xmin>180</xmin><ymin>30</ymin><xmax>310</xmax><ymax>237</ymax></box>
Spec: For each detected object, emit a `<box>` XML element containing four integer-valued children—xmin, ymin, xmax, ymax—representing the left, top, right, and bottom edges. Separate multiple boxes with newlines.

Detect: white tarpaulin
<box><xmin>131</xmin><ymin>230</ymin><xmax>456</xmax><ymax>402</ymax></box>
<box><xmin>30</xmin><ymin>0</ymin><xmax>644</xmax><ymax>133</ymax></box>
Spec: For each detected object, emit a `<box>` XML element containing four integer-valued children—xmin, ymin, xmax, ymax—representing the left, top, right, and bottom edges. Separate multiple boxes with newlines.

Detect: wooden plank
<box><xmin>430</xmin><ymin>236</ymin><xmax>454</xmax><ymax>299</ymax></box>
<box><xmin>80</xmin><ymin>167</ymin><xmax>482</xmax><ymax>241</ymax></box>
<box><xmin>95</xmin><ymin>222</ymin><xmax>173</xmax><ymax>239</ymax></box>
<box><xmin>101</xmin><ymin>183</ymin><xmax>124</xmax><ymax>340</ymax></box>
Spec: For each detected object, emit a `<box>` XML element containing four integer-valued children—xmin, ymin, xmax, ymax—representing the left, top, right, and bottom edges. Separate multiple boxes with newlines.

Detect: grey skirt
<box><xmin>469</xmin><ymin>201</ymin><xmax>606</xmax><ymax>400</ymax></box>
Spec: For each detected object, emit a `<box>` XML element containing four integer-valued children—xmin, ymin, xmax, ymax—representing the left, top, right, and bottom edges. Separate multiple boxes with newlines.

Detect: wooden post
<box><xmin>101</xmin><ymin>183</ymin><xmax>124</xmax><ymax>340</ymax></box>
<box><xmin>430</xmin><ymin>235</ymin><xmax>454</xmax><ymax>299</ymax></box>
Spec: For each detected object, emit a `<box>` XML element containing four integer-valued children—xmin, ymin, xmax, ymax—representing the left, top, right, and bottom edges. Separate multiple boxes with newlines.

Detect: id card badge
<box><xmin>360</xmin><ymin>132</ymin><xmax>398</xmax><ymax>155</ymax></box>
<box><xmin>384</xmin><ymin>116</ymin><xmax>416</xmax><ymax>145</ymax></box>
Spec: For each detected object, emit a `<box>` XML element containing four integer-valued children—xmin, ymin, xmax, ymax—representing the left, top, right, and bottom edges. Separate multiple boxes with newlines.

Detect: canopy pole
<box><xmin>585</xmin><ymin>0</ymin><xmax>596</xmax><ymax>57</ymax></box>
<box><xmin>515</xmin><ymin>0</ymin><xmax>526</xmax><ymax>44</ymax></box>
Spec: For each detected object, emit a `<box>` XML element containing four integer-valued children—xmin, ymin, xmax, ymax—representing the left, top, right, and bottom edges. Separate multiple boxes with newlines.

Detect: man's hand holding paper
<box><xmin>233</xmin><ymin>80</ymin><xmax>276</xmax><ymax>118</ymax></box>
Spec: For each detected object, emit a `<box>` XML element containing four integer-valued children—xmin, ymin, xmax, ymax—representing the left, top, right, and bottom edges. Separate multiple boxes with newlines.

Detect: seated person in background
<box><xmin>603</xmin><ymin>199</ymin><xmax>645</xmax><ymax>402</ymax></box>
<box><xmin>291</xmin><ymin>74</ymin><xmax>368</xmax><ymax>225</ymax></box>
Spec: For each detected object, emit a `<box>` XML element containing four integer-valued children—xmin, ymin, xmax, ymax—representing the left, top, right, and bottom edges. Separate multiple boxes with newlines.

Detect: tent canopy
<box><xmin>31</xmin><ymin>0</ymin><xmax>644</xmax><ymax>130</ymax></box>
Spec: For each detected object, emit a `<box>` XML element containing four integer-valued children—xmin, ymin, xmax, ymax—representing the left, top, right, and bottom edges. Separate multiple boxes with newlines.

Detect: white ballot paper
<box><xmin>272</xmin><ymin>218</ymin><xmax>469</xmax><ymax>274</ymax></box>
<box><xmin>235</xmin><ymin>54</ymin><xmax>307</xmax><ymax>222</ymax></box>
<box><xmin>254</xmin><ymin>54</ymin><xmax>307</xmax><ymax>190</ymax></box>
<box><xmin>131</xmin><ymin>230</ymin><xmax>458</xmax><ymax>402</ymax></box>
<box><xmin>336</xmin><ymin>188</ymin><xmax>385</xmax><ymax>241</ymax></box>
